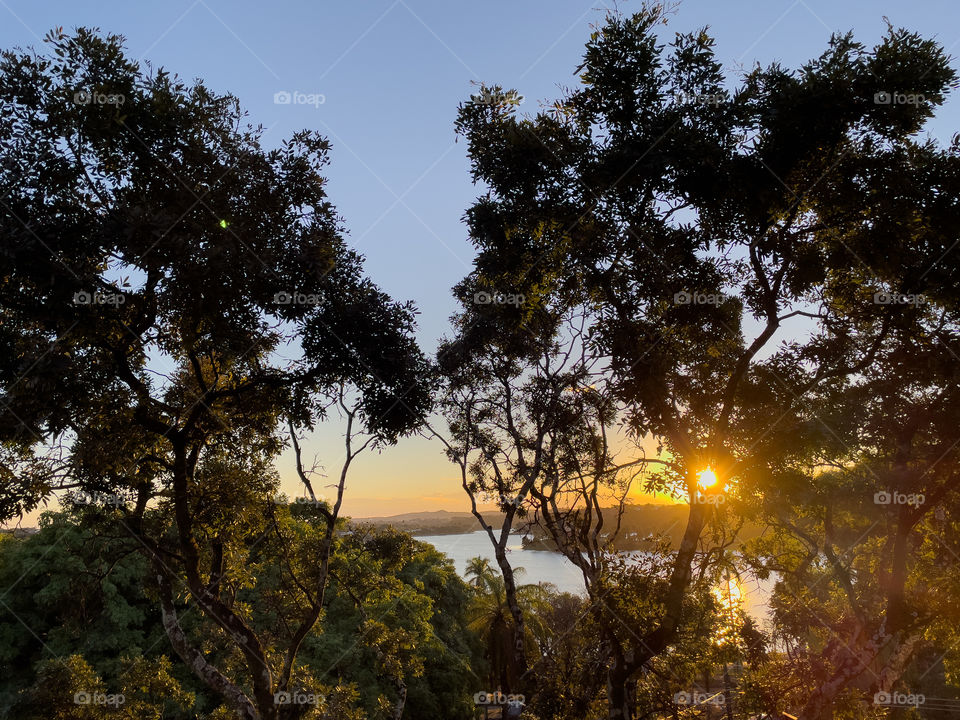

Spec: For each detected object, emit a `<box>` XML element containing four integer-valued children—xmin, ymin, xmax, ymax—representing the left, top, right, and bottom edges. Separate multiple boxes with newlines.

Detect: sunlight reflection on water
<box><xmin>420</xmin><ymin>530</ymin><xmax>774</xmax><ymax>628</ymax></box>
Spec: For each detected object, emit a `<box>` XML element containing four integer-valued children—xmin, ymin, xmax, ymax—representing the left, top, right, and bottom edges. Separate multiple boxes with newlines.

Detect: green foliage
<box><xmin>0</xmin><ymin>514</ymin><xmax>162</xmax><ymax>714</ymax></box>
<box><xmin>14</xmin><ymin>654</ymin><xmax>194</xmax><ymax>720</ymax></box>
<box><xmin>0</xmin><ymin>514</ymin><xmax>481</xmax><ymax>720</ymax></box>
<box><xmin>464</xmin><ymin>558</ymin><xmax>554</xmax><ymax>689</ymax></box>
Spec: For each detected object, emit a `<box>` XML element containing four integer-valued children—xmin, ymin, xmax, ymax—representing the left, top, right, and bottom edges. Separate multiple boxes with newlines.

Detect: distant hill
<box><xmin>349</xmin><ymin>503</ymin><xmax>763</xmax><ymax>548</ymax></box>
<box><xmin>521</xmin><ymin>503</ymin><xmax>763</xmax><ymax>550</ymax></box>
<box><xmin>0</xmin><ymin>527</ymin><xmax>38</xmax><ymax>539</ymax></box>
<box><xmin>349</xmin><ymin>509</ymin><xmax>499</xmax><ymax>536</ymax></box>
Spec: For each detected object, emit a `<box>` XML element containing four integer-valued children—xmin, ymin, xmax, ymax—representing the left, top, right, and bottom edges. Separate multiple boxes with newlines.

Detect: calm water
<box><xmin>419</xmin><ymin>530</ymin><xmax>773</xmax><ymax>626</ymax></box>
<box><xmin>418</xmin><ymin>529</ymin><xmax>587</xmax><ymax>594</ymax></box>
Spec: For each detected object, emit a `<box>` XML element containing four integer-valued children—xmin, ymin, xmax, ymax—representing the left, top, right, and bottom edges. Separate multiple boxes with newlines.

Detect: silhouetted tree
<box><xmin>0</xmin><ymin>28</ymin><xmax>431</xmax><ymax>720</ymax></box>
<box><xmin>447</xmin><ymin>3</ymin><xmax>957</xmax><ymax>717</ymax></box>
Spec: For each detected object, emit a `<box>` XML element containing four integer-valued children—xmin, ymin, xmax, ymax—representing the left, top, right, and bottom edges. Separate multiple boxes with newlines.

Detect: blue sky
<box><xmin>2</xmin><ymin>0</ymin><xmax>958</xmax><ymax>517</ymax></box>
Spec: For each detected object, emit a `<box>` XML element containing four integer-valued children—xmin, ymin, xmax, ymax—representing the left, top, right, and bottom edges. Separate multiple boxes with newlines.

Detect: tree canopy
<box><xmin>2</xmin><ymin>7</ymin><xmax>960</xmax><ymax>720</ymax></box>
<box><xmin>443</xmin><ymin>4</ymin><xmax>960</xmax><ymax>719</ymax></box>
<box><xmin>0</xmin><ymin>27</ymin><xmax>433</xmax><ymax>720</ymax></box>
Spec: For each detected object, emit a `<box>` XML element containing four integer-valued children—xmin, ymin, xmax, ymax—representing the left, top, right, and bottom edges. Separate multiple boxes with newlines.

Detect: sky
<box><xmin>1</xmin><ymin>0</ymin><xmax>958</xmax><ymax>519</ymax></box>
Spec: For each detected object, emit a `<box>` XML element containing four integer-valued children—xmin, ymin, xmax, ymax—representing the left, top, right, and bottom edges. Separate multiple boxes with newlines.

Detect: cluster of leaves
<box><xmin>0</xmin><ymin>513</ymin><xmax>480</xmax><ymax>719</ymax></box>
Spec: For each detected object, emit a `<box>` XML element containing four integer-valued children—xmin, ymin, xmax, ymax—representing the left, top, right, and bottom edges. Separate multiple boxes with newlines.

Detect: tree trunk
<box><xmin>798</xmin><ymin>631</ymin><xmax>923</xmax><ymax>720</ymax></box>
<box><xmin>493</xmin><ymin>543</ymin><xmax>528</xmax><ymax>692</ymax></box>
<box><xmin>155</xmin><ymin>566</ymin><xmax>261</xmax><ymax>720</ymax></box>
<box><xmin>722</xmin><ymin>663</ymin><xmax>734</xmax><ymax>720</ymax></box>
<box><xmin>391</xmin><ymin>679</ymin><xmax>407</xmax><ymax>720</ymax></box>
<box><xmin>606</xmin><ymin>650</ymin><xmax>635</xmax><ymax>720</ymax></box>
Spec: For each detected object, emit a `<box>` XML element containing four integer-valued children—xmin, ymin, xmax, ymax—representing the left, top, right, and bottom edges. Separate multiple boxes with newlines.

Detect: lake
<box><xmin>419</xmin><ymin>530</ymin><xmax>774</xmax><ymax>627</ymax></box>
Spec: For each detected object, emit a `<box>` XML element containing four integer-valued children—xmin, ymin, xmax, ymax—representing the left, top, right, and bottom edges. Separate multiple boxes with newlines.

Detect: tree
<box><xmin>465</xmin><ymin>557</ymin><xmax>495</xmax><ymax>589</ymax></box>
<box><xmin>14</xmin><ymin>654</ymin><xmax>194</xmax><ymax>720</ymax></box>
<box><xmin>0</xmin><ymin>28</ymin><xmax>431</xmax><ymax>720</ymax></box>
<box><xmin>464</xmin><ymin>558</ymin><xmax>552</xmax><ymax>694</ymax></box>
<box><xmin>524</xmin><ymin>592</ymin><xmax>608</xmax><ymax>720</ymax></box>
<box><xmin>317</xmin><ymin>526</ymin><xmax>480</xmax><ymax>720</ymax></box>
<box><xmin>437</xmin><ymin>304</ymin><xmax>728</xmax><ymax>714</ymax></box>
<box><xmin>740</xmin><ymin>307</ymin><xmax>960</xmax><ymax>719</ymax></box>
<box><xmin>0</xmin><ymin>512</ymin><xmax>176</xmax><ymax>717</ymax></box>
<box><xmin>0</xmin><ymin>510</ymin><xmax>481</xmax><ymax>720</ymax></box>
<box><xmin>446</xmin><ymin>4</ymin><xmax>957</xmax><ymax>718</ymax></box>
<box><xmin>436</xmin><ymin>306</ymin><xmax>619</xmax><ymax>696</ymax></box>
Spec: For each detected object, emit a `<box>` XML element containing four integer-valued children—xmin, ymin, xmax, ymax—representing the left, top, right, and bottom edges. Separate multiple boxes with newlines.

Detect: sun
<box><xmin>697</xmin><ymin>468</ymin><xmax>719</xmax><ymax>490</ymax></box>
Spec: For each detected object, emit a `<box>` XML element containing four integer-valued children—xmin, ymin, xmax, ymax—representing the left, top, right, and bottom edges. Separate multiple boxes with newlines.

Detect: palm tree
<box><xmin>465</xmin><ymin>556</ymin><xmax>495</xmax><ymax>590</ymax></box>
<box><xmin>464</xmin><ymin>556</ymin><xmax>554</xmax><ymax>693</ymax></box>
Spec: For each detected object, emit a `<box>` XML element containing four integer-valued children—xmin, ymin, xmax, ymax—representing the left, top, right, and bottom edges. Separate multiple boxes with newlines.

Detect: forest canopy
<box><xmin>1</xmin><ymin>5</ymin><xmax>960</xmax><ymax>720</ymax></box>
